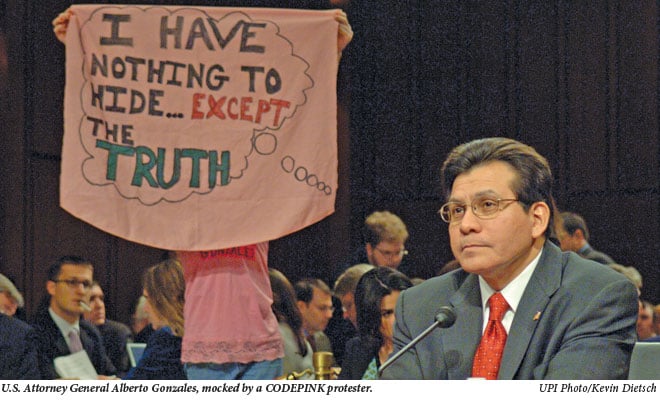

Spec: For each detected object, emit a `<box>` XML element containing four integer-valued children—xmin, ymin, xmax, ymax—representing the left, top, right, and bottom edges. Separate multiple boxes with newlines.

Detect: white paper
<box><xmin>54</xmin><ymin>350</ymin><xmax>98</xmax><ymax>380</ymax></box>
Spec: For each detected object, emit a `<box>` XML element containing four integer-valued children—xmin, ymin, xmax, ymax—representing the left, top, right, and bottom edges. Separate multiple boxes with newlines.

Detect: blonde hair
<box><xmin>364</xmin><ymin>211</ymin><xmax>409</xmax><ymax>245</ymax></box>
<box><xmin>609</xmin><ymin>263</ymin><xmax>643</xmax><ymax>290</ymax></box>
<box><xmin>334</xmin><ymin>263</ymin><xmax>375</xmax><ymax>297</ymax></box>
<box><xmin>143</xmin><ymin>259</ymin><xmax>185</xmax><ymax>337</ymax></box>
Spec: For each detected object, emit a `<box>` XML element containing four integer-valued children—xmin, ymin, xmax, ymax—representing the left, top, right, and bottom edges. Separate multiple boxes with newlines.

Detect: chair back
<box><xmin>628</xmin><ymin>342</ymin><xmax>660</xmax><ymax>379</ymax></box>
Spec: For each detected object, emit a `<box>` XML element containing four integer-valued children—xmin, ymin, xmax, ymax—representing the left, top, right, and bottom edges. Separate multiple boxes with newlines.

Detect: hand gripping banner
<box><xmin>61</xmin><ymin>5</ymin><xmax>340</xmax><ymax>250</ymax></box>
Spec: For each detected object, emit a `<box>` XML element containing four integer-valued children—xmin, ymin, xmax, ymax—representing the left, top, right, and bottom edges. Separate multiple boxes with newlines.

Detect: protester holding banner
<box><xmin>173</xmin><ymin>245</ymin><xmax>284</xmax><ymax>379</ymax></box>
<box><xmin>53</xmin><ymin>4</ymin><xmax>353</xmax><ymax>380</ymax></box>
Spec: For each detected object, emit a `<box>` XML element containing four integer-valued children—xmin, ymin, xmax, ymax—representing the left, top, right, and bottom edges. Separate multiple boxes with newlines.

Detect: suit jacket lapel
<box><xmin>44</xmin><ymin>311</ymin><xmax>72</xmax><ymax>356</ymax></box>
<box><xmin>80</xmin><ymin>327</ymin><xmax>95</xmax><ymax>356</ymax></box>
<box><xmin>498</xmin><ymin>241</ymin><xmax>563</xmax><ymax>379</ymax></box>
<box><xmin>444</xmin><ymin>273</ymin><xmax>483</xmax><ymax>379</ymax></box>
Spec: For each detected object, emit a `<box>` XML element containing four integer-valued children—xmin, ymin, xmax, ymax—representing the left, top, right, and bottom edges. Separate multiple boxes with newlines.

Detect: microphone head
<box><xmin>434</xmin><ymin>306</ymin><xmax>456</xmax><ymax>328</ymax></box>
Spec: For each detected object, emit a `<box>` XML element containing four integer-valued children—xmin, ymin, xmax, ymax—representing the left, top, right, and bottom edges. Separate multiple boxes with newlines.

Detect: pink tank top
<box><xmin>177</xmin><ymin>242</ymin><xmax>283</xmax><ymax>364</ymax></box>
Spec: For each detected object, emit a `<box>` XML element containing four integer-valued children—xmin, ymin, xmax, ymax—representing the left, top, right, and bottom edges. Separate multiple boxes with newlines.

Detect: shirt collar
<box><xmin>477</xmin><ymin>247</ymin><xmax>543</xmax><ymax>314</ymax></box>
<box><xmin>49</xmin><ymin>307</ymin><xmax>80</xmax><ymax>338</ymax></box>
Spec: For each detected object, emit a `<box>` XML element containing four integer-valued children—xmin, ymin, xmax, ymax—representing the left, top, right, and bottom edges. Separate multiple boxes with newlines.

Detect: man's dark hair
<box><xmin>294</xmin><ymin>278</ymin><xmax>331</xmax><ymax>304</ymax></box>
<box><xmin>47</xmin><ymin>255</ymin><xmax>93</xmax><ymax>282</ymax></box>
<box><xmin>441</xmin><ymin>137</ymin><xmax>556</xmax><ymax>238</ymax></box>
<box><xmin>559</xmin><ymin>211</ymin><xmax>590</xmax><ymax>241</ymax></box>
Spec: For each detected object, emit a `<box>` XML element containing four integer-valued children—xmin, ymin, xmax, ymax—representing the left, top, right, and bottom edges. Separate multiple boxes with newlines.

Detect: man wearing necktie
<box><xmin>381</xmin><ymin>137</ymin><xmax>638</xmax><ymax>380</ymax></box>
<box><xmin>30</xmin><ymin>256</ymin><xmax>117</xmax><ymax>379</ymax></box>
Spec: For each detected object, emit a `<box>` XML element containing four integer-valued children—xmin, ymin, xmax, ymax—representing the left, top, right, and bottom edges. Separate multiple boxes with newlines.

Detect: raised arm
<box><xmin>52</xmin><ymin>8</ymin><xmax>72</xmax><ymax>44</ymax></box>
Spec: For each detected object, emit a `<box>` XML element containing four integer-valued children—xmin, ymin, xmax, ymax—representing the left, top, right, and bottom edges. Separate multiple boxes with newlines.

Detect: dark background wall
<box><xmin>0</xmin><ymin>0</ymin><xmax>658</xmax><ymax>325</ymax></box>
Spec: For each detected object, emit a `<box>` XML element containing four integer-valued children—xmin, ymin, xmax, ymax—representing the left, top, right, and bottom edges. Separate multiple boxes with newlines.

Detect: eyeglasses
<box><xmin>438</xmin><ymin>197</ymin><xmax>520</xmax><ymax>224</ymax></box>
<box><xmin>52</xmin><ymin>279</ymin><xmax>93</xmax><ymax>291</ymax></box>
<box><xmin>373</xmin><ymin>247</ymin><xmax>408</xmax><ymax>259</ymax></box>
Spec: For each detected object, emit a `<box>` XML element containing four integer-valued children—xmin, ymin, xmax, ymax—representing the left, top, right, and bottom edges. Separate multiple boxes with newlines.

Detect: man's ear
<box><xmin>574</xmin><ymin>229</ymin><xmax>586</xmax><ymax>241</ymax></box>
<box><xmin>46</xmin><ymin>280</ymin><xmax>56</xmax><ymax>297</ymax></box>
<box><xmin>365</xmin><ymin>243</ymin><xmax>374</xmax><ymax>258</ymax></box>
<box><xmin>530</xmin><ymin>202</ymin><xmax>551</xmax><ymax>239</ymax></box>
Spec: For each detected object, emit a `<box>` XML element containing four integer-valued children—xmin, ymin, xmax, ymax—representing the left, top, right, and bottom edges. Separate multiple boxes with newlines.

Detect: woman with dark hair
<box><xmin>338</xmin><ymin>267</ymin><xmax>413</xmax><ymax>379</ymax></box>
<box><xmin>269</xmin><ymin>268</ymin><xmax>313</xmax><ymax>379</ymax></box>
<box><xmin>124</xmin><ymin>259</ymin><xmax>186</xmax><ymax>380</ymax></box>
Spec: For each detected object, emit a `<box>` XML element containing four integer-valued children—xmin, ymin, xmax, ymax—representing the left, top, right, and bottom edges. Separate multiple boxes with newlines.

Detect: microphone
<box><xmin>378</xmin><ymin>306</ymin><xmax>456</xmax><ymax>376</ymax></box>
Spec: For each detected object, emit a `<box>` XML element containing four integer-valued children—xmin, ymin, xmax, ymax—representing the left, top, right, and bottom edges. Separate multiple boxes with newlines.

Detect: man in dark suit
<box><xmin>0</xmin><ymin>312</ymin><xmax>41</xmax><ymax>379</ymax></box>
<box><xmin>381</xmin><ymin>137</ymin><xmax>638</xmax><ymax>380</ymax></box>
<box><xmin>31</xmin><ymin>255</ymin><xmax>117</xmax><ymax>379</ymax></box>
<box><xmin>83</xmin><ymin>281</ymin><xmax>133</xmax><ymax>376</ymax></box>
<box><xmin>556</xmin><ymin>211</ymin><xmax>616</xmax><ymax>265</ymax></box>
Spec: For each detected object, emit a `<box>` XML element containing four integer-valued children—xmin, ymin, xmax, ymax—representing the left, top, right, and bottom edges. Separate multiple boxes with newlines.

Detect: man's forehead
<box><xmin>311</xmin><ymin>287</ymin><xmax>331</xmax><ymax>301</ymax></box>
<box><xmin>0</xmin><ymin>291</ymin><xmax>16</xmax><ymax>302</ymax></box>
<box><xmin>449</xmin><ymin>188</ymin><xmax>511</xmax><ymax>202</ymax></box>
<box><xmin>60</xmin><ymin>263</ymin><xmax>93</xmax><ymax>276</ymax></box>
<box><xmin>377</xmin><ymin>240</ymin><xmax>404</xmax><ymax>249</ymax></box>
<box><xmin>450</xmin><ymin>162</ymin><xmax>517</xmax><ymax>196</ymax></box>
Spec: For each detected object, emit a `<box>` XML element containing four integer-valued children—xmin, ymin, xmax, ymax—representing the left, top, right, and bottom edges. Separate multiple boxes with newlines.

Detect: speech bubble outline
<box><xmin>74</xmin><ymin>5</ymin><xmax>315</xmax><ymax>206</ymax></box>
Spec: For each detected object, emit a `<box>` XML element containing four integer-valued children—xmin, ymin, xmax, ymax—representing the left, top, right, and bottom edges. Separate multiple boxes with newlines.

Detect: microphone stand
<box><xmin>378</xmin><ymin>307</ymin><xmax>456</xmax><ymax>377</ymax></box>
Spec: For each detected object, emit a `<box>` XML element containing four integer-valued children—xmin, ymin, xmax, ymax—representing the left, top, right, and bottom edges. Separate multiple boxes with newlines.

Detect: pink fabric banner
<box><xmin>61</xmin><ymin>5</ymin><xmax>340</xmax><ymax>251</ymax></box>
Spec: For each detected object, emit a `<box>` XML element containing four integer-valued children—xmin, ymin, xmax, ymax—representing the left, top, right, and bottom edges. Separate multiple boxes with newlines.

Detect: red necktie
<box><xmin>471</xmin><ymin>292</ymin><xmax>509</xmax><ymax>379</ymax></box>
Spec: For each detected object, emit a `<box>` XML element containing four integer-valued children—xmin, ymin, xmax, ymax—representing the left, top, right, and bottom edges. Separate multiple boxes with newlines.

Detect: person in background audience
<box><xmin>131</xmin><ymin>295</ymin><xmax>154</xmax><ymax>343</ymax></box>
<box><xmin>30</xmin><ymin>255</ymin><xmax>117</xmax><ymax>379</ymax></box>
<box><xmin>269</xmin><ymin>268</ymin><xmax>313</xmax><ymax>379</ymax></box>
<box><xmin>642</xmin><ymin>304</ymin><xmax>660</xmax><ymax>342</ymax></box>
<box><xmin>339</xmin><ymin>267</ymin><xmax>413</xmax><ymax>379</ymax></box>
<box><xmin>334</xmin><ymin>264</ymin><xmax>375</xmax><ymax>329</ymax></box>
<box><xmin>124</xmin><ymin>259</ymin><xmax>186</xmax><ymax>380</ymax></box>
<box><xmin>0</xmin><ymin>312</ymin><xmax>41</xmax><ymax>379</ymax></box>
<box><xmin>609</xmin><ymin>263</ymin><xmax>643</xmax><ymax>296</ymax></box>
<box><xmin>0</xmin><ymin>273</ymin><xmax>24</xmax><ymax>317</ymax></box>
<box><xmin>324</xmin><ymin>263</ymin><xmax>375</xmax><ymax>366</ymax></box>
<box><xmin>347</xmin><ymin>211</ymin><xmax>410</xmax><ymax>270</ymax></box>
<box><xmin>295</xmin><ymin>278</ymin><xmax>334</xmax><ymax>354</ymax></box>
<box><xmin>556</xmin><ymin>211</ymin><xmax>616</xmax><ymax>265</ymax></box>
<box><xmin>324</xmin><ymin>294</ymin><xmax>354</xmax><ymax>367</ymax></box>
<box><xmin>83</xmin><ymin>281</ymin><xmax>133</xmax><ymax>376</ymax></box>
<box><xmin>637</xmin><ymin>300</ymin><xmax>657</xmax><ymax>341</ymax></box>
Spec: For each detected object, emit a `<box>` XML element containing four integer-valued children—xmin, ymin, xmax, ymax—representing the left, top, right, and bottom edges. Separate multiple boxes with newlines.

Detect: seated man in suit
<box><xmin>381</xmin><ymin>137</ymin><xmax>638</xmax><ymax>380</ymax></box>
<box><xmin>31</xmin><ymin>255</ymin><xmax>117</xmax><ymax>379</ymax></box>
<box><xmin>555</xmin><ymin>211</ymin><xmax>616</xmax><ymax>265</ymax></box>
<box><xmin>324</xmin><ymin>263</ymin><xmax>375</xmax><ymax>367</ymax></box>
<box><xmin>0</xmin><ymin>273</ymin><xmax>25</xmax><ymax>317</ymax></box>
<box><xmin>0</xmin><ymin>312</ymin><xmax>41</xmax><ymax>379</ymax></box>
<box><xmin>295</xmin><ymin>278</ymin><xmax>334</xmax><ymax>354</ymax></box>
<box><xmin>83</xmin><ymin>281</ymin><xmax>133</xmax><ymax>376</ymax></box>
